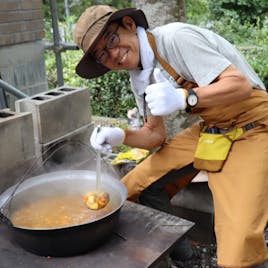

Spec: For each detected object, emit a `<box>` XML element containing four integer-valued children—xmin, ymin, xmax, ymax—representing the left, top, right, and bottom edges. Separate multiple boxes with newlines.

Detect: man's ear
<box><xmin>122</xmin><ymin>16</ymin><xmax>137</xmax><ymax>32</ymax></box>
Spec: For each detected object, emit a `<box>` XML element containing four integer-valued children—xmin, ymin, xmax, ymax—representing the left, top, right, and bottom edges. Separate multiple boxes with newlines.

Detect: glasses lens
<box><xmin>106</xmin><ymin>33</ymin><xmax>120</xmax><ymax>49</ymax></box>
<box><xmin>96</xmin><ymin>50</ymin><xmax>108</xmax><ymax>64</ymax></box>
<box><xmin>95</xmin><ymin>25</ymin><xmax>120</xmax><ymax>64</ymax></box>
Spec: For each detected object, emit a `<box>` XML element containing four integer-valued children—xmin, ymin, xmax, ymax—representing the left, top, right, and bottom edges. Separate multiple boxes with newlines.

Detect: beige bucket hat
<box><xmin>73</xmin><ymin>5</ymin><xmax>149</xmax><ymax>79</ymax></box>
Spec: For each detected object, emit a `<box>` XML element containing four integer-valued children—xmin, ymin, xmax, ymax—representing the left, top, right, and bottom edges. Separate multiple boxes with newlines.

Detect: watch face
<box><xmin>188</xmin><ymin>94</ymin><xmax>198</xmax><ymax>106</ymax></box>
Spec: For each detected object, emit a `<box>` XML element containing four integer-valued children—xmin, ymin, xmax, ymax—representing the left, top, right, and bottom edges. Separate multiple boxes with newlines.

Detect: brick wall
<box><xmin>0</xmin><ymin>0</ymin><xmax>45</xmax><ymax>46</ymax></box>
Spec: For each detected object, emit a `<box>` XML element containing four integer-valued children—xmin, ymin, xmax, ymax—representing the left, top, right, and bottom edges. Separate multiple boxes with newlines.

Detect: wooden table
<box><xmin>0</xmin><ymin>201</ymin><xmax>194</xmax><ymax>268</ymax></box>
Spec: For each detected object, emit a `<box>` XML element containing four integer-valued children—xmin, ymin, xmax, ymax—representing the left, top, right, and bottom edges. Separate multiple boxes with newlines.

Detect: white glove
<box><xmin>90</xmin><ymin>127</ymin><xmax>125</xmax><ymax>153</ymax></box>
<box><xmin>145</xmin><ymin>68</ymin><xmax>187</xmax><ymax>116</ymax></box>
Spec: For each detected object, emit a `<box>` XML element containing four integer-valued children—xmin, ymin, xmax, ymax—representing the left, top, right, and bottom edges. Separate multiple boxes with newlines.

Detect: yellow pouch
<box><xmin>194</xmin><ymin>127</ymin><xmax>244</xmax><ymax>172</ymax></box>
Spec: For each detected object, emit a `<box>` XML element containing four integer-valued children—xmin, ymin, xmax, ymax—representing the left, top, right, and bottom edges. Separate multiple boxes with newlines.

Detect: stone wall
<box><xmin>0</xmin><ymin>0</ymin><xmax>44</xmax><ymax>46</ymax></box>
<box><xmin>0</xmin><ymin>0</ymin><xmax>48</xmax><ymax>109</ymax></box>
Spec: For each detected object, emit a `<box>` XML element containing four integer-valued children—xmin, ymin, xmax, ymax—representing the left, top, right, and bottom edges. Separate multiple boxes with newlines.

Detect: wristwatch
<box><xmin>186</xmin><ymin>88</ymin><xmax>199</xmax><ymax>108</ymax></box>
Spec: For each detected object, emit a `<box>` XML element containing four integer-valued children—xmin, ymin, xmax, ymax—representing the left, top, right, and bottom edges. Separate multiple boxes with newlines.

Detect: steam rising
<box><xmin>0</xmin><ymin>140</ymin><xmax>124</xmax><ymax>223</ymax></box>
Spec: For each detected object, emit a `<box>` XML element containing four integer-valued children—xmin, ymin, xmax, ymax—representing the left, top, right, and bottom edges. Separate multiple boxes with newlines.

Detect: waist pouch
<box><xmin>193</xmin><ymin>127</ymin><xmax>244</xmax><ymax>172</ymax></box>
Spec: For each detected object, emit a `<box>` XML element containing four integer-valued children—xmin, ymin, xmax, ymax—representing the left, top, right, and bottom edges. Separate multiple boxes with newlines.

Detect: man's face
<box><xmin>91</xmin><ymin>18</ymin><xmax>140</xmax><ymax>71</ymax></box>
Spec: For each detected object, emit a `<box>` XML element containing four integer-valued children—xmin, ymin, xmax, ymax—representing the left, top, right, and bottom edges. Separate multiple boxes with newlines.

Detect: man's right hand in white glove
<box><xmin>90</xmin><ymin>127</ymin><xmax>125</xmax><ymax>154</ymax></box>
<box><xmin>145</xmin><ymin>68</ymin><xmax>187</xmax><ymax>116</ymax></box>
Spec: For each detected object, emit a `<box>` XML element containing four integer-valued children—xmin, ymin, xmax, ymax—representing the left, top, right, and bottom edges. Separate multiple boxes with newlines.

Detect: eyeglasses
<box><xmin>94</xmin><ymin>24</ymin><xmax>120</xmax><ymax>64</ymax></box>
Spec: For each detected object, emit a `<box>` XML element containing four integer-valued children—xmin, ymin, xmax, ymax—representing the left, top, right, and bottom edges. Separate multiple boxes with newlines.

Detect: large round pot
<box><xmin>0</xmin><ymin>170</ymin><xmax>127</xmax><ymax>257</ymax></box>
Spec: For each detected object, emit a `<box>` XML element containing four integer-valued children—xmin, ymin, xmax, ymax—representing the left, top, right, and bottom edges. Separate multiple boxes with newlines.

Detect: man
<box><xmin>73</xmin><ymin>5</ymin><xmax>268</xmax><ymax>268</ymax></box>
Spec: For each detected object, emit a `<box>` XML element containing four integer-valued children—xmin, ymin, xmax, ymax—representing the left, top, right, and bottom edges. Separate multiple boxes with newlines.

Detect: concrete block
<box><xmin>0</xmin><ymin>109</ymin><xmax>36</xmax><ymax>190</ymax></box>
<box><xmin>15</xmin><ymin>86</ymin><xmax>91</xmax><ymax>145</ymax></box>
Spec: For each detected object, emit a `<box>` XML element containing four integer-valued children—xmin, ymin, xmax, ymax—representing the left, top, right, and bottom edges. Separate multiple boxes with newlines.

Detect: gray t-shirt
<box><xmin>132</xmin><ymin>22</ymin><xmax>266</xmax><ymax>116</ymax></box>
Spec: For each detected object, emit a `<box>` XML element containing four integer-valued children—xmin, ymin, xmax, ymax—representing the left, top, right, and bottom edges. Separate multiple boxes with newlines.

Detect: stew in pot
<box><xmin>11</xmin><ymin>194</ymin><xmax>115</xmax><ymax>229</ymax></box>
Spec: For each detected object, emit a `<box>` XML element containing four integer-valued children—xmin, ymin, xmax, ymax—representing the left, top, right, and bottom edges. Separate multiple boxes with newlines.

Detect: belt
<box><xmin>242</xmin><ymin>122</ymin><xmax>257</xmax><ymax>131</ymax></box>
<box><xmin>205</xmin><ymin>122</ymin><xmax>257</xmax><ymax>134</ymax></box>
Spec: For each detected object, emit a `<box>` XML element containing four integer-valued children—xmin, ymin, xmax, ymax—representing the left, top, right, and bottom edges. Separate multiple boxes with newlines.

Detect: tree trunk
<box><xmin>133</xmin><ymin>0</ymin><xmax>186</xmax><ymax>28</ymax></box>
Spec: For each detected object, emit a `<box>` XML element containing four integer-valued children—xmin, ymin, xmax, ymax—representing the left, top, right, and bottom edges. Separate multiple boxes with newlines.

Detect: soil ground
<box><xmin>171</xmin><ymin>227</ymin><xmax>268</xmax><ymax>268</ymax></box>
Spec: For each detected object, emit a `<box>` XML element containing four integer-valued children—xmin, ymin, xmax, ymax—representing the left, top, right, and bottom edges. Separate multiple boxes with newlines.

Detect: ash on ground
<box><xmin>171</xmin><ymin>241</ymin><xmax>217</xmax><ymax>268</ymax></box>
<box><xmin>171</xmin><ymin>227</ymin><xmax>268</xmax><ymax>268</ymax></box>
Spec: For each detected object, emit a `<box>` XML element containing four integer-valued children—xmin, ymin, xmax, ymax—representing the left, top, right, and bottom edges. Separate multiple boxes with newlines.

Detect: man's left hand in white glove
<box><xmin>90</xmin><ymin>127</ymin><xmax>125</xmax><ymax>154</ymax></box>
<box><xmin>145</xmin><ymin>68</ymin><xmax>187</xmax><ymax>116</ymax></box>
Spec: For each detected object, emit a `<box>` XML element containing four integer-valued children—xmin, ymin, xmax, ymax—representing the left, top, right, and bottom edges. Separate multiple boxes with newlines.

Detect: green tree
<box><xmin>208</xmin><ymin>0</ymin><xmax>268</xmax><ymax>25</ymax></box>
<box><xmin>186</xmin><ymin>0</ymin><xmax>209</xmax><ymax>24</ymax></box>
<box><xmin>42</xmin><ymin>0</ymin><xmax>132</xmax><ymax>22</ymax></box>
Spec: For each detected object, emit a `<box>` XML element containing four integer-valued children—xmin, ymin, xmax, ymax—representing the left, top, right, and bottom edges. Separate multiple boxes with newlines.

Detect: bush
<box><xmin>86</xmin><ymin>70</ymin><xmax>136</xmax><ymax>118</ymax></box>
<box><xmin>202</xmin><ymin>17</ymin><xmax>268</xmax><ymax>88</ymax></box>
<box><xmin>208</xmin><ymin>0</ymin><xmax>268</xmax><ymax>26</ymax></box>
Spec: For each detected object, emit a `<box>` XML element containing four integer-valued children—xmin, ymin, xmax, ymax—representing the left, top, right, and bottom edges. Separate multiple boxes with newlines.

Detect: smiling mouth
<box><xmin>118</xmin><ymin>49</ymin><xmax>128</xmax><ymax>65</ymax></box>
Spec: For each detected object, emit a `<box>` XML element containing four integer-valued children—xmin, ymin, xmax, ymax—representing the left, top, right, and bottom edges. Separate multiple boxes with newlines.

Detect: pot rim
<box><xmin>0</xmin><ymin>170</ymin><xmax>127</xmax><ymax>231</ymax></box>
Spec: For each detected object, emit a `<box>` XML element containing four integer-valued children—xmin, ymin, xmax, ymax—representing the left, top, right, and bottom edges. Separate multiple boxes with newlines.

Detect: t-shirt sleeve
<box><xmin>168</xmin><ymin>28</ymin><xmax>232</xmax><ymax>86</ymax></box>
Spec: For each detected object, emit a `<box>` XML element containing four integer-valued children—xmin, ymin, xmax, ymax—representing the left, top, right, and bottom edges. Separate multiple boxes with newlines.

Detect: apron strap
<box><xmin>146</xmin><ymin>32</ymin><xmax>198</xmax><ymax>90</ymax></box>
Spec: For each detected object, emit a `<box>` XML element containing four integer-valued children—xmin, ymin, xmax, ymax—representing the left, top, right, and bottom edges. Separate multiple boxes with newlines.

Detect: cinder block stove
<box><xmin>15</xmin><ymin>86</ymin><xmax>94</xmax><ymax>172</ymax></box>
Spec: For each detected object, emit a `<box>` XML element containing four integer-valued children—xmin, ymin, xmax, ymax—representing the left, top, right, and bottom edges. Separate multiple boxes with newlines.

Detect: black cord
<box><xmin>143</xmin><ymin>93</ymin><xmax>147</xmax><ymax>123</ymax></box>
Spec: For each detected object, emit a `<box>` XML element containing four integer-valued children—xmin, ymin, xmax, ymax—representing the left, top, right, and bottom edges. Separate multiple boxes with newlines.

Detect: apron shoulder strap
<box><xmin>147</xmin><ymin>32</ymin><xmax>198</xmax><ymax>90</ymax></box>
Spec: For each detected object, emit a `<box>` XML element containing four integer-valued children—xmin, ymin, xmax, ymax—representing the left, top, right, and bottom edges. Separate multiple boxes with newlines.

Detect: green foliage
<box><xmin>87</xmin><ymin>70</ymin><xmax>136</xmax><ymax>118</ymax></box>
<box><xmin>42</xmin><ymin>0</ymin><xmax>132</xmax><ymax>23</ymax></box>
<box><xmin>186</xmin><ymin>0</ymin><xmax>210</xmax><ymax>25</ymax></box>
<box><xmin>44</xmin><ymin>51</ymin><xmax>58</xmax><ymax>88</ymax></box>
<box><xmin>239</xmin><ymin>19</ymin><xmax>268</xmax><ymax>87</ymax></box>
<box><xmin>208</xmin><ymin>0</ymin><xmax>268</xmax><ymax>25</ymax></box>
